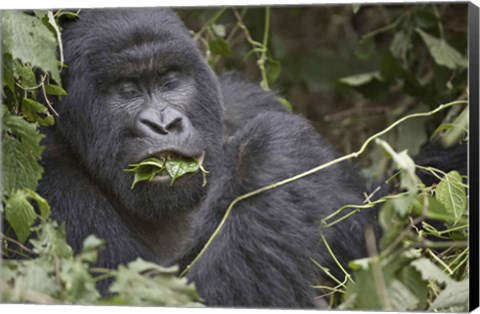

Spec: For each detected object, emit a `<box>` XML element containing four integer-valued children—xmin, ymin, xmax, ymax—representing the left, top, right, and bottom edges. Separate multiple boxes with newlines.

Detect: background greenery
<box><xmin>1</xmin><ymin>4</ymin><xmax>470</xmax><ymax>310</ymax></box>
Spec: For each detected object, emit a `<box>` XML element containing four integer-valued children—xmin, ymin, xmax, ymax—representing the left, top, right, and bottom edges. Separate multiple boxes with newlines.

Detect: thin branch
<box><xmin>1</xmin><ymin>232</ymin><xmax>35</xmax><ymax>254</ymax></box>
<box><xmin>193</xmin><ymin>8</ymin><xmax>227</xmax><ymax>41</ymax></box>
<box><xmin>179</xmin><ymin>100</ymin><xmax>467</xmax><ymax>277</ymax></box>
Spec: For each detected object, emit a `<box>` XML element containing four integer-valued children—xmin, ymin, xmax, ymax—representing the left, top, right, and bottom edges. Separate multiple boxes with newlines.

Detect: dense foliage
<box><xmin>1</xmin><ymin>5</ymin><xmax>469</xmax><ymax>310</ymax></box>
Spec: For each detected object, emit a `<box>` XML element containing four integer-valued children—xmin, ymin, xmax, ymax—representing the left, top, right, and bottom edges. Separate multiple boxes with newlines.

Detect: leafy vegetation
<box><xmin>125</xmin><ymin>156</ymin><xmax>208</xmax><ymax>188</ymax></box>
<box><xmin>1</xmin><ymin>5</ymin><xmax>469</xmax><ymax>310</ymax></box>
<box><xmin>1</xmin><ymin>10</ymin><xmax>201</xmax><ymax>306</ymax></box>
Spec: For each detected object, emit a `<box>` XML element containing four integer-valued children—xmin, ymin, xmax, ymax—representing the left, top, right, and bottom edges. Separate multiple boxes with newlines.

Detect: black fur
<box><xmin>36</xmin><ymin>8</ymin><xmax>377</xmax><ymax>307</ymax></box>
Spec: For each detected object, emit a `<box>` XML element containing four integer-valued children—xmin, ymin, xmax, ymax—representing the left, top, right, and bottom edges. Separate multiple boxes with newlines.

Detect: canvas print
<box><xmin>0</xmin><ymin>3</ymin><xmax>473</xmax><ymax>311</ymax></box>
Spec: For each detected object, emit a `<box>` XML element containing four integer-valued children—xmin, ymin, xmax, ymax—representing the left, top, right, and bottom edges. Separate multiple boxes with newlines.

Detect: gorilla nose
<box><xmin>134</xmin><ymin>107</ymin><xmax>189</xmax><ymax>138</ymax></box>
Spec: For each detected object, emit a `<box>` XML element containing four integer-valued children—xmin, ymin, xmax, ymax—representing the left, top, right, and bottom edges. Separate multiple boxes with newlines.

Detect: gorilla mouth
<box><xmin>148</xmin><ymin>150</ymin><xmax>205</xmax><ymax>181</ymax></box>
<box><xmin>126</xmin><ymin>149</ymin><xmax>207</xmax><ymax>187</ymax></box>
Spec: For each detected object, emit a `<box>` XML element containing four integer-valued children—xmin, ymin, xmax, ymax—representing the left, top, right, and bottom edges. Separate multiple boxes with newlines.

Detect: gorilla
<box><xmin>37</xmin><ymin>8</ymin><xmax>379</xmax><ymax>307</ymax></box>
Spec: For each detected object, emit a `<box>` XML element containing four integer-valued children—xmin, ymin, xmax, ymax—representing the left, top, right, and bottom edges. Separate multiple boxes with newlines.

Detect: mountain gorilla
<box><xmin>38</xmin><ymin>8</ymin><xmax>377</xmax><ymax>307</ymax></box>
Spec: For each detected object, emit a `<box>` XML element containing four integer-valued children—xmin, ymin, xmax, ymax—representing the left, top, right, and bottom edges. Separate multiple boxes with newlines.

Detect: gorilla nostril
<box><xmin>165</xmin><ymin>117</ymin><xmax>183</xmax><ymax>132</ymax></box>
<box><xmin>134</xmin><ymin>107</ymin><xmax>189</xmax><ymax>138</ymax></box>
<box><xmin>141</xmin><ymin>118</ymin><xmax>168</xmax><ymax>135</ymax></box>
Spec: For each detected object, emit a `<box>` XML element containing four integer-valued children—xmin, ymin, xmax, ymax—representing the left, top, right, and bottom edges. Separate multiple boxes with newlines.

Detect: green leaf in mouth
<box><xmin>124</xmin><ymin>156</ymin><xmax>208</xmax><ymax>189</ymax></box>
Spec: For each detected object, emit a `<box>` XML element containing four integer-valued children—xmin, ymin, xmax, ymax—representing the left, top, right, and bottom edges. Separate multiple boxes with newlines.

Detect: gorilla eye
<box><xmin>118</xmin><ymin>82</ymin><xmax>141</xmax><ymax>99</ymax></box>
<box><xmin>160</xmin><ymin>71</ymin><xmax>181</xmax><ymax>91</ymax></box>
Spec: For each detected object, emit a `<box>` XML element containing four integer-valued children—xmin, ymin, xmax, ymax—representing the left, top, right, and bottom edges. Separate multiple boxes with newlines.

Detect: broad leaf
<box><xmin>390</xmin><ymin>31</ymin><xmax>409</xmax><ymax>59</ymax></box>
<box><xmin>209</xmin><ymin>38</ymin><xmax>231</xmax><ymax>57</ymax></box>
<box><xmin>60</xmin><ymin>259</ymin><xmax>101</xmax><ymax>303</ymax></box>
<box><xmin>125</xmin><ymin>157</ymin><xmax>166</xmax><ymax>189</ymax></box>
<box><xmin>410</xmin><ymin>258</ymin><xmax>452</xmax><ymax>285</ymax></box>
<box><xmin>376</xmin><ymin>139</ymin><xmax>417</xmax><ymax>215</ymax></box>
<box><xmin>339</xmin><ymin>71</ymin><xmax>382</xmax><ymax>86</ymax></box>
<box><xmin>30</xmin><ymin>220</ymin><xmax>73</xmax><ymax>258</ymax></box>
<box><xmin>165</xmin><ymin>158</ymin><xmax>199</xmax><ymax>186</ymax></box>
<box><xmin>435</xmin><ymin>171</ymin><xmax>467</xmax><ymax>223</ymax></box>
<box><xmin>21</xmin><ymin>98</ymin><xmax>55</xmax><ymax>126</ymax></box>
<box><xmin>79</xmin><ymin>235</ymin><xmax>105</xmax><ymax>263</ymax></box>
<box><xmin>416</xmin><ymin>29</ymin><xmax>467</xmax><ymax>70</ymax></box>
<box><xmin>429</xmin><ymin>280</ymin><xmax>468</xmax><ymax>311</ymax></box>
<box><xmin>44</xmin><ymin>84</ymin><xmax>68</xmax><ymax>96</ymax></box>
<box><xmin>2</xmin><ymin>110</ymin><xmax>44</xmax><ymax>194</ymax></box>
<box><xmin>4</xmin><ymin>190</ymin><xmax>38</xmax><ymax>243</ymax></box>
<box><xmin>125</xmin><ymin>156</ymin><xmax>207</xmax><ymax>188</ymax></box>
<box><xmin>211</xmin><ymin>24</ymin><xmax>226</xmax><ymax>37</ymax></box>
<box><xmin>2</xmin><ymin>11</ymin><xmax>61</xmax><ymax>83</ymax></box>
<box><xmin>108</xmin><ymin>258</ymin><xmax>202</xmax><ymax>306</ymax></box>
<box><xmin>266</xmin><ymin>57</ymin><xmax>281</xmax><ymax>85</ymax></box>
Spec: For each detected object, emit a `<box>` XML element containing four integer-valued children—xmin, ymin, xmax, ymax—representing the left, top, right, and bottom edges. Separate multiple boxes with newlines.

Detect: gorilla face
<box><xmin>56</xmin><ymin>9</ymin><xmax>224</xmax><ymax>220</ymax></box>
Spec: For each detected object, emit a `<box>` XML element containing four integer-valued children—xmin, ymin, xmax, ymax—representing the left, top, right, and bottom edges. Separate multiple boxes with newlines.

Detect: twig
<box><xmin>1</xmin><ymin>232</ymin><xmax>35</xmax><ymax>254</ymax></box>
<box><xmin>193</xmin><ymin>8</ymin><xmax>227</xmax><ymax>41</ymax></box>
<box><xmin>40</xmin><ymin>74</ymin><xmax>60</xmax><ymax>117</ymax></box>
<box><xmin>179</xmin><ymin>100</ymin><xmax>467</xmax><ymax>277</ymax></box>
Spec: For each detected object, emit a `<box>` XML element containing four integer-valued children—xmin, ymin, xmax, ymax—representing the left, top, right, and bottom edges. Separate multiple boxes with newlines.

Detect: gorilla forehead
<box><xmin>63</xmin><ymin>8</ymin><xmax>199</xmax><ymax>77</ymax></box>
<box><xmin>67</xmin><ymin>8</ymin><xmax>189</xmax><ymax>39</ymax></box>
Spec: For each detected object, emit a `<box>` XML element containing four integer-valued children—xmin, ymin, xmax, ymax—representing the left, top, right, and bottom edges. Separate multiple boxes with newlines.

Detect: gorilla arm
<box><xmin>179</xmin><ymin>112</ymin><xmax>370</xmax><ymax>307</ymax></box>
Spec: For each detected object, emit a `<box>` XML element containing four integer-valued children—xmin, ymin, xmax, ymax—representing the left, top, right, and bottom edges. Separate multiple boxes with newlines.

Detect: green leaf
<box><xmin>410</xmin><ymin>258</ymin><xmax>452</xmax><ymax>285</ymax></box>
<box><xmin>429</xmin><ymin>280</ymin><xmax>468</xmax><ymax>310</ymax></box>
<box><xmin>79</xmin><ymin>235</ymin><xmax>105</xmax><ymax>263</ymax></box>
<box><xmin>2</xmin><ymin>11</ymin><xmax>61</xmax><ymax>83</ymax></box>
<box><xmin>165</xmin><ymin>158</ymin><xmax>199</xmax><ymax>186</ymax></box>
<box><xmin>60</xmin><ymin>259</ymin><xmax>101</xmax><ymax>303</ymax></box>
<box><xmin>108</xmin><ymin>258</ymin><xmax>202</xmax><ymax>306</ymax></box>
<box><xmin>2</xmin><ymin>188</ymin><xmax>49</xmax><ymax>244</ymax></box>
<box><xmin>125</xmin><ymin>156</ymin><xmax>207</xmax><ymax>188</ymax></box>
<box><xmin>265</xmin><ymin>57</ymin><xmax>281</xmax><ymax>85</ymax></box>
<box><xmin>30</xmin><ymin>220</ymin><xmax>73</xmax><ymax>258</ymax></box>
<box><xmin>2</xmin><ymin>110</ymin><xmax>45</xmax><ymax>194</ymax></box>
<box><xmin>209</xmin><ymin>38</ymin><xmax>231</xmax><ymax>57</ymax></box>
<box><xmin>9</xmin><ymin>260</ymin><xmax>58</xmax><ymax>299</ymax></box>
<box><xmin>390</xmin><ymin>31</ymin><xmax>409</xmax><ymax>59</ymax></box>
<box><xmin>355</xmin><ymin>37</ymin><xmax>375</xmax><ymax>60</ymax></box>
<box><xmin>394</xmin><ymin>265</ymin><xmax>428</xmax><ymax>310</ymax></box>
<box><xmin>125</xmin><ymin>157</ymin><xmax>166</xmax><ymax>189</ymax></box>
<box><xmin>414</xmin><ymin>10</ymin><xmax>440</xmax><ymax>30</ymax></box>
<box><xmin>389</xmin><ymin>279</ymin><xmax>420</xmax><ymax>311</ymax></box>
<box><xmin>440</xmin><ymin>106</ymin><xmax>468</xmax><ymax>148</ymax></box>
<box><xmin>55</xmin><ymin>10</ymin><xmax>80</xmax><ymax>20</ymax></box>
<box><xmin>352</xmin><ymin>4</ymin><xmax>361</xmax><ymax>14</ymax></box>
<box><xmin>416</xmin><ymin>29</ymin><xmax>467</xmax><ymax>70</ymax></box>
<box><xmin>396</xmin><ymin>106</ymin><xmax>429</xmax><ymax>156</ymax></box>
<box><xmin>44</xmin><ymin>84</ymin><xmax>68</xmax><ymax>96</ymax></box>
<box><xmin>211</xmin><ymin>24</ymin><xmax>226</xmax><ymax>37</ymax></box>
<box><xmin>276</xmin><ymin>97</ymin><xmax>293</xmax><ymax>112</ymax></box>
<box><xmin>27</xmin><ymin>189</ymin><xmax>51</xmax><ymax>218</ymax></box>
<box><xmin>343</xmin><ymin>260</ymin><xmax>386</xmax><ymax>309</ymax></box>
<box><xmin>21</xmin><ymin>98</ymin><xmax>55</xmax><ymax>126</ymax></box>
<box><xmin>18</xmin><ymin>63</ymin><xmax>37</xmax><ymax>89</ymax></box>
<box><xmin>435</xmin><ymin>171</ymin><xmax>467</xmax><ymax>223</ymax></box>
<box><xmin>348</xmin><ymin>257</ymin><xmax>372</xmax><ymax>271</ymax></box>
<box><xmin>376</xmin><ymin>139</ymin><xmax>417</xmax><ymax>194</ymax></box>
<box><xmin>2</xmin><ymin>54</ymin><xmax>16</xmax><ymax>93</ymax></box>
<box><xmin>410</xmin><ymin>195</ymin><xmax>466</xmax><ymax>224</ymax></box>
<box><xmin>379</xmin><ymin>52</ymin><xmax>429</xmax><ymax>101</ymax></box>
<box><xmin>339</xmin><ymin>71</ymin><xmax>382</xmax><ymax>86</ymax></box>
<box><xmin>4</xmin><ymin>190</ymin><xmax>38</xmax><ymax>243</ymax></box>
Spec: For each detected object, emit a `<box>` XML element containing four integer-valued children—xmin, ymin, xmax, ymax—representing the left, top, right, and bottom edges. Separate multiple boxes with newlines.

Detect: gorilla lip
<box><xmin>139</xmin><ymin>149</ymin><xmax>205</xmax><ymax>166</ymax></box>
<box><xmin>133</xmin><ymin>150</ymin><xmax>205</xmax><ymax>183</ymax></box>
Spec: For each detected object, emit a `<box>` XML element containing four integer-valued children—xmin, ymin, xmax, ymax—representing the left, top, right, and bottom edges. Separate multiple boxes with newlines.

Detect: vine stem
<box><xmin>179</xmin><ymin>100</ymin><xmax>467</xmax><ymax>277</ymax></box>
<box><xmin>258</xmin><ymin>7</ymin><xmax>271</xmax><ymax>91</ymax></box>
<box><xmin>193</xmin><ymin>8</ymin><xmax>227</xmax><ymax>41</ymax></box>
